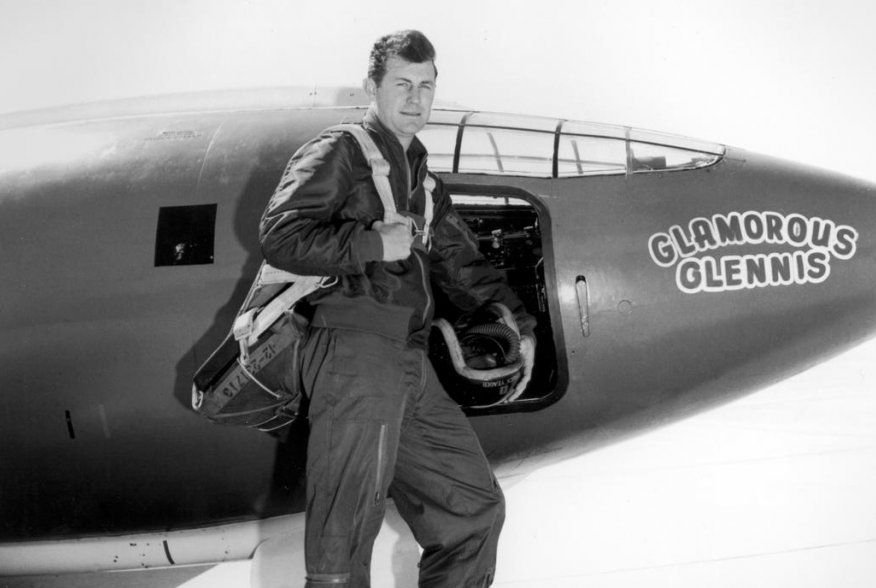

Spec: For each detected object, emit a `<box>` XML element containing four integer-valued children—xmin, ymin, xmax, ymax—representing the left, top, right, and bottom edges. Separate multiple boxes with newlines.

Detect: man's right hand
<box><xmin>372</xmin><ymin>220</ymin><xmax>414</xmax><ymax>261</ymax></box>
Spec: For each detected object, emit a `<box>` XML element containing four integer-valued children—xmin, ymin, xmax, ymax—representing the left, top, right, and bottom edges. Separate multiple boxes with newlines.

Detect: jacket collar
<box><xmin>362</xmin><ymin>107</ymin><xmax>428</xmax><ymax>161</ymax></box>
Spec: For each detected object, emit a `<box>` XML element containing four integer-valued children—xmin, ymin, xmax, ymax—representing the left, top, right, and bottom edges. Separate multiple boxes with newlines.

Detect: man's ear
<box><xmin>363</xmin><ymin>77</ymin><xmax>376</xmax><ymax>100</ymax></box>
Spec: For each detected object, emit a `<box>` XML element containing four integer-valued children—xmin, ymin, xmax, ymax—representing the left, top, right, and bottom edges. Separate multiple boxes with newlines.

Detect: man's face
<box><xmin>366</xmin><ymin>56</ymin><xmax>436</xmax><ymax>147</ymax></box>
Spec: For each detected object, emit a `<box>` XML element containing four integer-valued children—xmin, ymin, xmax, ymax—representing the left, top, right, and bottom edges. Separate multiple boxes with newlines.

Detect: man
<box><xmin>260</xmin><ymin>30</ymin><xmax>536</xmax><ymax>587</ymax></box>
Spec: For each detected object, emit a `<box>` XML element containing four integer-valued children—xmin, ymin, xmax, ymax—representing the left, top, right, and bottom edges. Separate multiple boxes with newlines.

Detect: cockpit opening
<box><xmin>428</xmin><ymin>188</ymin><xmax>562</xmax><ymax>415</ymax></box>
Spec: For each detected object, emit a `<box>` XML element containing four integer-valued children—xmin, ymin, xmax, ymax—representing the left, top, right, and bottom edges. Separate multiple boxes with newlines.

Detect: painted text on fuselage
<box><xmin>648</xmin><ymin>211</ymin><xmax>858</xmax><ymax>293</ymax></box>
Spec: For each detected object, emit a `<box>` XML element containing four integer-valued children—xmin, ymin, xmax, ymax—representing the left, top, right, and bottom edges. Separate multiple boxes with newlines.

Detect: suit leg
<box><xmin>389</xmin><ymin>353</ymin><xmax>505</xmax><ymax>588</ymax></box>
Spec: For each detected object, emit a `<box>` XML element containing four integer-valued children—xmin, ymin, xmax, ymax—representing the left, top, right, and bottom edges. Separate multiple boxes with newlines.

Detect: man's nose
<box><xmin>407</xmin><ymin>87</ymin><xmax>421</xmax><ymax>104</ymax></box>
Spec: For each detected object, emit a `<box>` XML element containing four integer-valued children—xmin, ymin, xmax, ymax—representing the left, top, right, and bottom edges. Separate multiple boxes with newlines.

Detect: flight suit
<box><xmin>300</xmin><ymin>327</ymin><xmax>504</xmax><ymax>587</ymax></box>
<box><xmin>260</xmin><ymin>109</ymin><xmax>534</xmax><ymax>587</ymax></box>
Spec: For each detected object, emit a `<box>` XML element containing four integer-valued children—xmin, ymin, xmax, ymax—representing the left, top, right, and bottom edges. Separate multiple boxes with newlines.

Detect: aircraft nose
<box><xmin>706</xmin><ymin>150</ymin><xmax>876</xmax><ymax>362</ymax></box>
<box><xmin>632</xmin><ymin>148</ymin><xmax>876</xmax><ymax>421</ymax></box>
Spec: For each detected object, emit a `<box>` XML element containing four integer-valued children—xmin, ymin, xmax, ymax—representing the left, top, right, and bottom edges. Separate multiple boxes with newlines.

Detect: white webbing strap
<box><xmin>233</xmin><ymin>271</ymin><xmax>327</xmax><ymax>346</ymax></box>
<box><xmin>258</xmin><ymin>263</ymin><xmax>308</xmax><ymax>285</ymax></box>
<box><xmin>326</xmin><ymin>124</ymin><xmax>435</xmax><ymax>250</ymax></box>
<box><xmin>422</xmin><ymin>174</ymin><xmax>435</xmax><ymax>249</ymax></box>
<box><xmin>326</xmin><ymin>124</ymin><xmax>398</xmax><ymax>220</ymax></box>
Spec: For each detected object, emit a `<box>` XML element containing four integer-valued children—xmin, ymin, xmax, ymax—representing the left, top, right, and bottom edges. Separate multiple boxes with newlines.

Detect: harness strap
<box><xmin>327</xmin><ymin>124</ymin><xmax>397</xmax><ymax>219</ymax></box>
<box><xmin>233</xmin><ymin>270</ymin><xmax>327</xmax><ymax>347</ymax></box>
<box><xmin>422</xmin><ymin>174</ymin><xmax>435</xmax><ymax>249</ymax></box>
<box><xmin>326</xmin><ymin>123</ymin><xmax>435</xmax><ymax>250</ymax></box>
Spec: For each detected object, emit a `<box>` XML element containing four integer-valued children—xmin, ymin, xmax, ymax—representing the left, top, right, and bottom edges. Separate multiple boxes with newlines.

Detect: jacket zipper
<box><xmin>374</xmin><ymin>423</ymin><xmax>387</xmax><ymax>505</ymax></box>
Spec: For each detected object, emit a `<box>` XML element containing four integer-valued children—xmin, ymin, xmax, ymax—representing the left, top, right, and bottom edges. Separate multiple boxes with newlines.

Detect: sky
<box><xmin>2</xmin><ymin>0</ymin><xmax>876</xmax><ymax>181</ymax></box>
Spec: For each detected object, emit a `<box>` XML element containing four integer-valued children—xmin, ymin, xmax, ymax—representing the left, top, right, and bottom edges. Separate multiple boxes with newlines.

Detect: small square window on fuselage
<box><xmin>154</xmin><ymin>204</ymin><xmax>217</xmax><ymax>266</ymax></box>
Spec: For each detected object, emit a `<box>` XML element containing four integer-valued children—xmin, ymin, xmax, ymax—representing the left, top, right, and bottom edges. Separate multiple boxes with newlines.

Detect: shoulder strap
<box><xmin>326</xmin><ymin>123</ymin><xmax>436</xmax><ymax>248</ymax></box>
<box><xmin>422</xmin><ymin>174</ymin><xmax>436</xmax><ymax>249</ymax></box>
<box><xmin>233</xmin><ymin>263</ymin><xmax>329</xmax><ymax>347</ymax></box>
<box><xmin>326</xmin><ymin>124</ymin><xmax>397</xmax><ymax>220</ymax></box>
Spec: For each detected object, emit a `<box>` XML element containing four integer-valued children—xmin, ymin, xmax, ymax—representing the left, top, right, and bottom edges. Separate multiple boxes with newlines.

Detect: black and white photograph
<box><xmin>2</xmin><ymin>1</ymin><xmax>875</xmax><ymax>586</ymax></box>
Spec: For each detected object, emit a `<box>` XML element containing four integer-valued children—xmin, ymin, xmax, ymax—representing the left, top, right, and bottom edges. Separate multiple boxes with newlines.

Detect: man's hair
<box><xmin>367</xmin><ymin>30</ymin><xmax>437</xmax><ymax>85</ymax></box>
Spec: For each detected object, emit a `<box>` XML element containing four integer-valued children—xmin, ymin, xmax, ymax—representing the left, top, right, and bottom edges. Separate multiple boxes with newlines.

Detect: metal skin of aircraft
<box><xmin>2</xmin><ymin>86</ymin><xmax>876</xmax><ymax>584</ymax></box>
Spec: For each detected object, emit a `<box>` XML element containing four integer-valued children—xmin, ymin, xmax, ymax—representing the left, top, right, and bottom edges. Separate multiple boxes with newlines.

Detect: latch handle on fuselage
<box><xmin>575</xmin><ymin>275</ymin><xmax>590</xmax><ymax>338</ymax></box>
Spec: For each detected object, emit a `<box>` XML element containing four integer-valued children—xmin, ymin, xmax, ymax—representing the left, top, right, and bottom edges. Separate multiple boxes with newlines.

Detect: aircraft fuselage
<box><xmin>2</xmin><ymin>95</ymin><xmax>875</xmax><ymax>550</ymax></box>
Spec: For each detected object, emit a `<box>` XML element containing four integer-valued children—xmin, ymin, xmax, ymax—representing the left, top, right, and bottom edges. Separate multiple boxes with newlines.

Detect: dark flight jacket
<box><xmin>259</xmin><ymin>109</ymin><xmax>535</xmax><ymax>348</ymax></box>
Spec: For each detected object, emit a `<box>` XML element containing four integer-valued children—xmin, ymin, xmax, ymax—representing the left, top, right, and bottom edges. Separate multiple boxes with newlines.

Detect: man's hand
<box><xmin>373</xmin><ymin>220</ymin><xmax>414</xmax><ymax>261</ymax></box>
<box><xmin>507</xmin><ymin>335</ymin><xmax>536</xmax><ymax>403</ymax></box>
